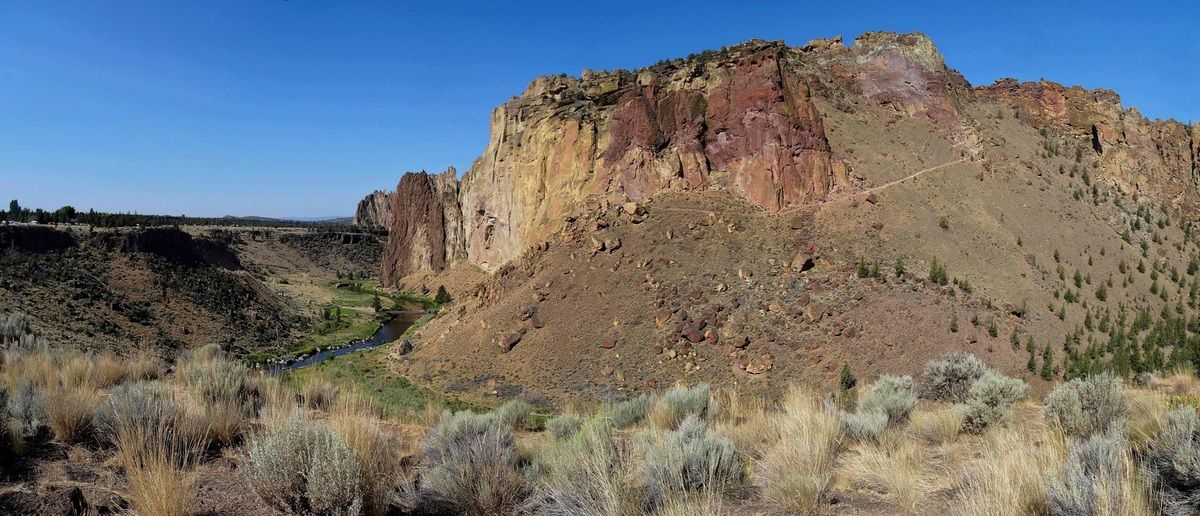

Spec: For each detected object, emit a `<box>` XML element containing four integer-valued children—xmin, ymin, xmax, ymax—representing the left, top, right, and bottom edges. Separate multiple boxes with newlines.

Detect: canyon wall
<box><xmin>352</xmin><ymin>190</ymin><xmax>393</xmax><ymax>228</ymax></box>
<box><xmin>376</xmin><ymin>32</ymin><xmax>1197</xmax><ymax>284</ymax></box>
<box><xmin>978</xmin><ymin>79</ymin><xmax>1199</xmax><ymax>209</ymax></box>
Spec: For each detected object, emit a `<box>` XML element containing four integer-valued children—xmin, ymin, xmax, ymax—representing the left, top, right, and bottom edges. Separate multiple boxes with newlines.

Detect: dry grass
<box><xmin>909</xmin><ymin>406</ymin><xmax>963</xmax><ymax>444</ymax></box>
<box><xmin>955</xmin><ymin>425</ymin><xmax>1065</xmax><ymax>515</ymax></box>
<box><xmin>712</xmin><ymin>389</ymin><xmax>778</xmax><ymax>459</ymax></box>
<box><xmin>329</xmin><ymin>391</ymin><xmax>409</xmax><ymax>515</ymax></box>
<box><xmin>199</xmin><ymin>397</ymin><xmax>247</xmax><ymax>447</ymax></box>
<box><xmin>301</xmin><ymin>378</ymin><xmax>341</xmax><ymax>410</ymax></box>
<box><xmin>61</xmin><ymin>354</ymin><xmax>97</xmax><ymax>390</ymax></box>
<box><xmin>2</xmin><ymin>346</ymin><xmax>59</xmax><ymax>389</ymax></box>
<box><xmin>0</xmin><ymin>341</ymin><xmax>1191</xmax><ymax>516</ymax></box>
<box><xmin>124</xmin><ymin>444</ymin><xmax>197</xmax><ymax>516</ymax></box>
<box><xmin>839</xmin><ymin>439</ymin><xmax>934</xmax><ymax>515</ymax></box>
<box><xmin>757</xmin><ymin>386</ymin><xmax>843</xmax><ymax>514</ymax></box>
<box><xmin>94</xmin><ymin>353</ymin><xmax>128</xmax><ymax>388</ymax></box>
<box><xmin>1126</xmin><ymin>389</ymin><xmax>1168</xmax><ymax>452</ymax></box>
<box><xmin>43</xmin><ymin>385</ymin><xmax>99</xmax><ymax>443</ymax></box>
<box><xmin>124</xmin><ymin>350</ymin><xmax>164</xmax><ymax>381</ymax></box>
<box><xmin>657</xmin><ymin>490</ymin><xmax>724</xmax><ymax>516</ymax></box>
<box><xmin>112</xmin><ymin>399</ymin><xmax>204</xmax><ymax>516</ymax></box>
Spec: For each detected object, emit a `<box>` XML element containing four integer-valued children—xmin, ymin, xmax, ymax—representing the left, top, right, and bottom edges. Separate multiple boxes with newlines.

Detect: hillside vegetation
<box><xmin>2</xmin><ymin>314</ymin><xmax>1200</xmax><ymax>515</ymax></box>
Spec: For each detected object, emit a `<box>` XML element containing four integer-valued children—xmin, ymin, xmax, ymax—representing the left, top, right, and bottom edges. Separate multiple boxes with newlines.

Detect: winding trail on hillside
<box><xmin>796</xmin><ymin>155</ymin><xmax>970</xmax><ymax>209</ymax></box>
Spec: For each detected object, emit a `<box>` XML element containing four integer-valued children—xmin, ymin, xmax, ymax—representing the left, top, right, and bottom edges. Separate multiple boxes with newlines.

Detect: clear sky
<box><xmin>2</xmin><ymin>1</ymin><xmax>1196</xmax><ymax>218</ymax></box>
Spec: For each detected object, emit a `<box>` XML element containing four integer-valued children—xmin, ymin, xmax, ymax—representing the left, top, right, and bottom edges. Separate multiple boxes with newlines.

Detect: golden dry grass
<box><xmin>124</xmin><ymin>350</ymin><xmax>164</xmax><ymax>381</ymax></box>
<box><xmin>909</xmin><ymin>406</ymin><xmax>963</xmax><ymax>444</ymax></box>
<box><xmin>300</xmin><ymin>377</ymin><xmax>340</xmax><ymax>410</ymax></box>
<box><xmin>712</xmin><ymin>389</ymin><xmax>778</xmax><ymax>460</ymax></box>
<box><xmin>329</xmin><ymin>390</ymin><xmax>411</xmax><ymax>514</ymax></box>
<box><xmin>839</xmin><ymin>439</ymin><xmax>935</xmax><ymax>515</ymax></box>
<box><xmin>93</xmin><ymin>353</ymin><xmax>128</xmax><ymax>388</ymax></box>
<box><xmin>2</xmin><ymin>346</ymin><xmax>59</xmax><ymax>389</ymax></box>
<box><xmin>43</xmin><ymin>385</ymin><xmax>100</xmax><ymax>443</ymax></box>
<box><xmin>757</xmin><ymin>386</ymin><xmax>843</xmax><ymax>514</ymax></box>
<box><xmin>657</xmin><ymin>490</ymin><xmax>724</xmax><ymax>516</ymax></box>
<box><xmin>110</xmin><ymin>390</ymin><xmax>205</xmax><ymax>516</ymax></box>
<box><xmin>1127</xmin><ymin>389</ymin><xmax>1168</xmax><ymax>452</ymax></box>
<box><xmin>955</xmin><ymin>425</ymin><xmax>1065</xmax><ymax>515</ymax></box>
<box><xmin>0</xmin><ymin>342</ymin><xmax>1191</xmax><ymax>516</ymax></box>
<box><xmin>61</xmin><ymin>354</ymin><xmax>97</xmax><ymax>390</ymax></box>
<box><xmin>123</xmin><ymin>437</ymin><xmax>198</xmax><ymax>516</ymax></box>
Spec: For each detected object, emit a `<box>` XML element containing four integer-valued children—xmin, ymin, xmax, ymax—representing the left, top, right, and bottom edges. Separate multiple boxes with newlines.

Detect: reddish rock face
<box><xmin>597</xmin><ymin>44</ymin><xmax>840</xmax><ymax>211</ymax></box>
<box><xmin>374</xmin><ymin>31</ymin><xmax>1198</xmax><ymax>285</ymax></box>
<box><xmin>378</xmin><ymin>171</ymin><xmax>453</xmax><ymax>284</ymax></box>
<box><xmin>977</xmin><ymin>79</ymin><xmax>1198</xmax><ymax>209</ymax></box>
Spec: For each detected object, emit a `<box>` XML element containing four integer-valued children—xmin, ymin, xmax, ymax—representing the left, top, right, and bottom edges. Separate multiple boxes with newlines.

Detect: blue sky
<box><xmin>1</xmin><ymin>1</ymin><xmax>1196</xmax><ymax>218</ymax></box>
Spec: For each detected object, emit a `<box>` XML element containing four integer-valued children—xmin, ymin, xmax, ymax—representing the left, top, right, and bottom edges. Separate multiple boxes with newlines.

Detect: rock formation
<box><xmin>374</xmin><ymin>32</ymin><xmax>1197</xmax><ymax>285</ymax></box>
<box><xmin>978</xmin><ymin>79</ymin><xmax>1198</xmax><ymax>208</ymax></box>
<box><xmin>352</xmin><ymin>190</ymin><xmax>393</xmax><ymax>228</ymax></box>
<box><xmin>378</xmin><ymin>168</ymin><xmax>463</xmax><ymax>284</ymax></box>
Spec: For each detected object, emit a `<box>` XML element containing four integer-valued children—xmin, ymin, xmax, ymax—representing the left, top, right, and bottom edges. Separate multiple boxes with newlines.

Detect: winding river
<box><xmin>269</xmin><ymin>307</ymin><xmax>426</xmax><ymax>374</ymax></box>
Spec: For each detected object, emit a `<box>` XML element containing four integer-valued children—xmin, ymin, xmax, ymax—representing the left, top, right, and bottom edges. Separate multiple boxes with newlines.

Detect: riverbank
<box><xmin>248</xmin><ymin>278</ymin><xmax>439</xmax><ymax>365</ymax></box>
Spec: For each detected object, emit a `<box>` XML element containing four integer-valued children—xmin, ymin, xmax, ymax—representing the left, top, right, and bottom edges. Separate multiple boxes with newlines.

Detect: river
<box><xmin>269</xmin><ymin>307</ymin><xmax>426</xmax><ymax>374</ymax></box>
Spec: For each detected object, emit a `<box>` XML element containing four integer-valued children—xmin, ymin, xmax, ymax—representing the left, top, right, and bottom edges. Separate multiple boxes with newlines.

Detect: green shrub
<box><xmin>533</xmin><ymin>418</ymin><xmax>633</xmax><ymax>515</ymax></box>
<box><xmin>3</xmin><ymin>379</ymin><xmax>42</xmax><ymax>455</ymax></box>
<box><xmin>1044</xmin><ymin>373</ymin><xmax>1128</xmax><ymax>437</ymax></box>
<box><xmin>181</xmin><ymin>355</ymin><xmax>248</xmax><ymax>406</ymax></box>
<box><xmin>247</xmin><ymin>412</ymin><xmax>364</xmax><ymax>515</ymax></box>
<box><xmin>418</xmin><ymin>410</ymin><xmax>528</xmax><ymax>514</ymax></box>
<box><xmin>1145</xmin><ymin>407</ymin><xmax>1200</xmax><ymax>515</ymax></box>
<box><xmin>919</xmin><ymin>352</ymin><xmax>986</xmax><ymax>402</ymax></box>
<box><xmin>858</xmin><ymin>375</ymin><xmax>916</xmax><ymax>425</ymax></box>
<box><xmin>545</xmin><ymin>414</ymin><xmax>584</xmax><ymax>440</ymax></box>
<box><xmin>648</xmin><ymin>385</ymin><xmax>717</xmax><ymax>430</ymax></box>
<box><xmin>495</xmin><ymin>399</ymin><xmax>533</xmax><ymax>430</ymax></box>
<box><xmin>929</xmin><ymin>258</ymin><xmax>949</xmax><ymax>285</ymax></box>
<box><xmin>959</xmin><ymin>371</ymin><xmax>1029</xmax><ymax>434</ymax></box>
<box><xmin>839</xmin><ymin>409</ymin><xmax>887</xmax><ymax>443</ymax></box>
<box><xmin>636</xmin><ymin>415</ymin><xmax>742</xmax><ymax>509</ymax></box>
<box><xmin>1046</xmin><ymin>429</ymin><xmax>1132</xmax><ymax>515</ymax></box>
<box><xmin>610</xmin><ymin>394</ymin><xmax>653</xmax><ymax>429</ymax></box>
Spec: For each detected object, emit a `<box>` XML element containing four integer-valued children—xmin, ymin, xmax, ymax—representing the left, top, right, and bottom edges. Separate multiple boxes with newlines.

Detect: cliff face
<box><xmin>378</xmin><ymin>168</ymin><xmax>462</xmax><ymax>284</ymax></box>
<box><xmin>978</xmin><ymin>79</ymin><xmax>1199</xmax><ymax>209</ymax></box>
<box><xmin>376</xmin><ymin>32</ymin><xmax>1197</xmax><ymax>284</ymax></box>
<box><xmin>352</xmin><ymin>190</ymin><xmax>393</xmax><ymax>228</ymax></box>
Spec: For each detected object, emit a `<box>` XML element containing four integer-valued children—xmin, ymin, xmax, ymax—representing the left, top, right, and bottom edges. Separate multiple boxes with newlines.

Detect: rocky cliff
<box><xmin>977</xmin><ymin>79</ymin><xmax>1198</xmax><ymax>209</ymax></box>
<box><xmin>375</xmin><ymin>32</ymin><xmax>1197</xmax><ymax>285</ymax></box>
<box><xmin>352</xmin><ymin>190</ymin><xmax>393</xmax><ymax>228</ymax></box>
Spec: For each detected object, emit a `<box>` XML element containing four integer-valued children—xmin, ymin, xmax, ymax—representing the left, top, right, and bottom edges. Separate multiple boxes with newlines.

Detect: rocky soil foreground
<box><xmin>366</xmin><ymin>31</ymin><xmax>1199</xmax><ymax>405</ymax></box>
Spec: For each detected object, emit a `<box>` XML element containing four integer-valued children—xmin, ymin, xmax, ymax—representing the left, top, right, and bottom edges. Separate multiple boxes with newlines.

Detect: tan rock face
<box><xmin>834</xmin><ymin>32</ymin><xmax>969</xmax><ymax>122</ymax></box>
<box><xmin>376</xmin><ymin>31</ymin><xmax>1198</xmax><ymax>284</ymax></box>
<box><xmin>352</xmin><ymin>190</ymin><xmax>393</xmax><ymax>228</ymax></box>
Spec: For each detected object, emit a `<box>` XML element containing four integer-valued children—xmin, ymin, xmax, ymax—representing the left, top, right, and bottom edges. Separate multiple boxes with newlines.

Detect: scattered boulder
<box><xmin>500</xmin><ymin>329</ymin><xmax>527</xmax><ymax>353</ymax></box>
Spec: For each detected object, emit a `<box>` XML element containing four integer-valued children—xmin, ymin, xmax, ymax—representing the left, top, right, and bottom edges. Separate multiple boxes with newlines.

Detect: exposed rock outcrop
<box><xmin>352</xmin><ymin>190</ymin><xmax>393</xmax><ymax>228</ymax></box>
<box><xmin>978</xmin><ymin>79</ymin><xmax>1198</xmax><ymax>209</ymax></box>
<box><xmin>378</xmin><ymin>168</ymin><xmax>463</xmax><ymax>284</ymax></box>
<box><xmin>375</xmin><ymin>31</ymin><xmax>1197</xmax><ymax>284</ymax></box>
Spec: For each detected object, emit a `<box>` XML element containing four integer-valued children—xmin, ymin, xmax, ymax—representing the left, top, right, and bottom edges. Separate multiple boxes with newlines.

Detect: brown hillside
<box><xmin>377</xmin><ymin>32</ymin><xmax>1198</xmax><ymax>405</ymax></box>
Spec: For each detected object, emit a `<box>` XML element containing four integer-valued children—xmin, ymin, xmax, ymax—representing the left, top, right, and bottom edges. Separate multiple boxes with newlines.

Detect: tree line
<box><xmin>1</xmin><ymin>199</ymin><xmax>354</xmax><ymax>229</ymax></box>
